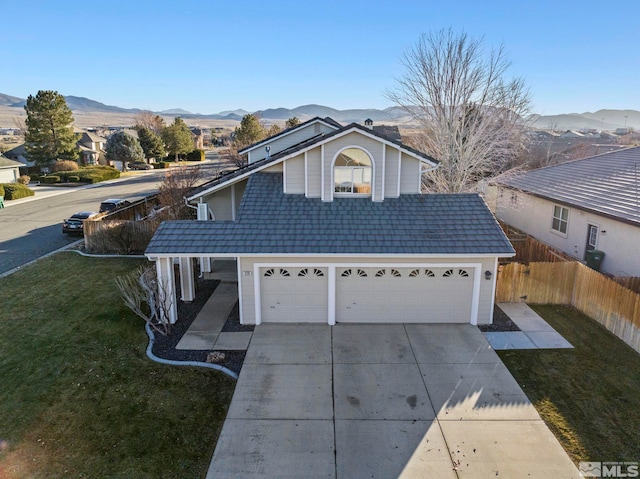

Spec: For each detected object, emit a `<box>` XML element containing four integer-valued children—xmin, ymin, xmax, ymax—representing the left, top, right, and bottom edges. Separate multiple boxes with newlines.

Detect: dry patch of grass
<box><xmin>499</xmin><ymin>305</ymin><xmax>640</xmax><ymax>464</ymax></box>
<box><xmin>0</xmin><ymin>253</ymin><xmax>235</xmax><ymax>478</ymax></box>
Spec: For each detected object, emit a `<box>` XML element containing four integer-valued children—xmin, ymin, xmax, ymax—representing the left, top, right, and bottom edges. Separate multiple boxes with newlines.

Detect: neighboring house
<box><xmin>146</xmin><ymin>118</ymin><xmax>514</xmax><ymax>325</ymax></box>
<box><xmin>77</xmin><ymin>131</ymin><xmax>107</xmax><ymax>165</ymax></box>
<box><xmin>191</xmin><ymin>128</ymin><xmax>204</xmax><ymax>150</ymax></box>
<box><xmin>560</xmin><ymin>130</ymin><xmax>585</xmax><ymax>138</ymax></box>
<box><xmin>495</xmin><ymin>146</ymin><xmax>640</xmax><ymax>276</ymax></box>
<box><xmin>0</xmin><ymin>154</ymin><xmax>23</xmax><ymax>183</ymax></box>
<box><xmin>4</xmin><ymin>144</ymin><xmax>33</xmax><ymax>167</ymax></box>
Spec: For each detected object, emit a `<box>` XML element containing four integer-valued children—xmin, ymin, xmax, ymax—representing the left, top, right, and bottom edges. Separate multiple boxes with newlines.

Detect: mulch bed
<box><xmin>477</xmin><ymin>305</ymin><xmax>521</xmax><ymax>332</ymax></box>
<box><xmin>150</xmin><ymin>278</ymin><xmax>253</xmax><ymax>375</ymax></box>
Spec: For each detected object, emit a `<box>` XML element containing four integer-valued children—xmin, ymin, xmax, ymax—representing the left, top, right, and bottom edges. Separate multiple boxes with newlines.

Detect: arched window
<box><xmin>334</xmin><ymin>148</ymin><xmax>372</xmax><ymax>195</ymax></box>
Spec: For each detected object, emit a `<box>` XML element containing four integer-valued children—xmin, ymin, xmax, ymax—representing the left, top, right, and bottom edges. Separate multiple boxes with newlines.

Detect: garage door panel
<box><xmin>261</xmin><ymin>267</ymin><xmax>328</xmax><ymax>322</ymax></box>
<box><xmin>336</xmin><ymin>267</ymin><xmax>474</xmax><ymax>323</ymax></box>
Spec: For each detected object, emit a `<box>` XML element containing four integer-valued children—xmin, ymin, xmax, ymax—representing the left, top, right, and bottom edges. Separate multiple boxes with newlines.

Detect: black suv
<box><xmin>99</xmin><ymin>199</ymin><xmax>131</xmax><ymax>213</ymax></box>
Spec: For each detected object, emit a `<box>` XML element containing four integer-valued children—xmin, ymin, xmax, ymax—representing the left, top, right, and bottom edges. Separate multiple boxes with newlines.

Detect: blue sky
<box><xmin>5</xmin><ymin>0</ymin><xmax>639</xmax><ymax>115</ymax></box>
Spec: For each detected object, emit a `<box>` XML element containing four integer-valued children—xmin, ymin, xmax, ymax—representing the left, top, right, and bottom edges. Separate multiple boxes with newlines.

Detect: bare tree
<box><xmin>157</xmin><ymin>165</ymin><xmax>204</xmax><ymax>220</ymax></box>
<box><xmin>133</xmin><ymin>110</ymin><xmax>166</xmax><ymax>135</ymax></box>
<box><xmin>387</xmin><ymin>29</ymin><xmax>532</xmax><ymax>193</ymax></box>
<box><xmin>115</xmin><ymin>266</ymin><xmax>173</xmax><ymax>335</ymax></box>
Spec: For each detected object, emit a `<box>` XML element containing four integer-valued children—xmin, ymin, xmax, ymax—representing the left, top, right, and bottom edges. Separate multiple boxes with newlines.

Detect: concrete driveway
<box><xmin>207</xmin><ymin>323</ymin><xmax>580</xmax><ymax>479</ymax></box>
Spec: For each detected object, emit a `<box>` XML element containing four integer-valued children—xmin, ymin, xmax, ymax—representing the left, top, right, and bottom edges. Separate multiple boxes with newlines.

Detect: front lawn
<box><xmin>0</xmin><ymin>253</ymin><xmax>235</xmax><ymax>478</ymax></box>
<box><xmin>499</xmin><ymin>305</ymin><xmax>640</xmax><ymax>464</ymax></box>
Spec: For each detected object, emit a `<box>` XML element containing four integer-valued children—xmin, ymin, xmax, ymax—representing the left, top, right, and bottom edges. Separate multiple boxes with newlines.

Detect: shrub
<box><xmin>51</xmin><ymin>160</ymin><xmax>79</xmax><ymax>172</ymax></box>
<box><xmin>154</xmin><ymin>162</ymin><xmax>171</xmax><ymax>169</ymax></box>
<box><xmin>43</xmin><ymin>175</ymin><xmax>61</xmax><ymax>184</ymax></box>
<box><xmin>68</xmin><ymin>175</ymin><xmax>80</xmax><ymax>182</ymax></box>
<box><xmin>17</xmin><ymin>175</ymin><xmax>31</xmax><ymax>185</ymax></box>
<box><xmin>0</xmin><ymin>184</ymin><xmax>4</xmax><ymax>197</ymax></box>
<box><xmin>1</xmin><ymin>183</ymin><xmax>35</xmax><ymax>200</ymax></box>
<box><xmin>29</xmin><ymin>173</ymin><xmax>40</xmax><ymax>182</ymax></box>
<box><xmin>186</xmin><ymin>149</ymin><xmax>205</xmax><ymax>161</ymax></box>
<box><xmin>54</xmin><ymin>166</ymin><xmax>120</xmax><ymax>184</ymax></box>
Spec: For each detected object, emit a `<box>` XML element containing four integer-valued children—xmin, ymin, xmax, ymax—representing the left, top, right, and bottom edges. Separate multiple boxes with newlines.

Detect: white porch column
<box><xmin>155</xmin><ymin>257</ymin><xmax>178</xmax><ymax>324</ymax></box>
<box><xmin>179</xmin><ymin>257</ymin><xmax>195</xmax><ymax>302</ymax></box>
<box><xmin>328</xmin><ymin>266</ymin><xmax>336</xmax><ymax>325</ymax></box>
<box><xmin>197</xmin><ymin>202</ymin><xmax>212</xmax><ymax>273</ymax></box>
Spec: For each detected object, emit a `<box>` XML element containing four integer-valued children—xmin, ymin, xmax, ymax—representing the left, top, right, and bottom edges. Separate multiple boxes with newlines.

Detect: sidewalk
<box><xmin>483</xmin><ymin>302</ymin><xmax>574</xmax><ymax>350</ymax></box>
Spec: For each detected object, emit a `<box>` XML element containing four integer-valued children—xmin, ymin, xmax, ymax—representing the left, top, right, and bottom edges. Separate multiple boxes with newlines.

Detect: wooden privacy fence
<box><xmin>84</xmin><ymin>218</ymin><xmax>161</xmax><ymax>254</ymax></box>
<box><xmin>497</xmin><ymin>262</ymin><xmax>640</xmax><ymax>353</ymax></box>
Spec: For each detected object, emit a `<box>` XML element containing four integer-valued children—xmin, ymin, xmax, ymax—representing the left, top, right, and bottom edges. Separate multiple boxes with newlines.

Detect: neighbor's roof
<box><xmin>148</xmin><ymin>173</ymin><xmax>514</xmax><ymax>256</ymax></box>
<box><xmin>0</xmin><ymin>154</ymin><xmax>24</xmax><ymax>168</ymax></box>
<box><xmin>499</xmin><ymin>146</ymin><xmax>640</xmax><ymax>226</ymax></box>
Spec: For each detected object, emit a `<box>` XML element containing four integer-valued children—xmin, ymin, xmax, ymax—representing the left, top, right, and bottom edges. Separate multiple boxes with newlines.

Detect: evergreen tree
<box><xmin>162</xmin><ymin>117</ymin><xmax>194</xmax><ymax>160</ymax></box>
<box><xmin>136</xmin><ymin>126</ymin><xmax>166</xmax><ymax>161</ymax></box>
<box><xmin>233</xmin><ymin>114</ymin><xmax>266</xmax><ymax>149</ymax></box>
<box><xmin>24</xmin><ymin>90</ymin><xmax>78</xmax><ymax>166</ymax></box>
<box><xmin>285</xmin><ymin>117</ymin><xmax>301</xmax><ymax>129</ymax></box>
<box><xmin>105</xmin><ymin>131</ymin><xmax>144</xmax><ymax>165</ymax></box>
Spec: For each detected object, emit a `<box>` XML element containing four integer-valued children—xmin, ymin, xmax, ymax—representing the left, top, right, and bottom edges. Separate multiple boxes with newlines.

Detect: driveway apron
<box><xmin>207</xmin><ymin>323</ymin><xmax>580</xmax><ymax>479</ymax></box>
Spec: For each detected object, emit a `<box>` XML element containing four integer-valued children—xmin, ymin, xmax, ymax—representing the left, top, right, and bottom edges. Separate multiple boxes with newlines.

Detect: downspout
<box><xmin>184</xmin><ymin>197</ymin><xmax>206</xmax><ymax>278</ymax></box>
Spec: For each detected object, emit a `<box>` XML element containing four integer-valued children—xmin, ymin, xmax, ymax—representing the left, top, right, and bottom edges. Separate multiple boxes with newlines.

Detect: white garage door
<box><xmin>260</xmin><ymin>267</ymin><xmax>328</xmax><ymax>322</ymax></box>
<box><xmin>336</xmin><ymin>267</ymin><xmax>475</xmax><ymax>323</ymax></box>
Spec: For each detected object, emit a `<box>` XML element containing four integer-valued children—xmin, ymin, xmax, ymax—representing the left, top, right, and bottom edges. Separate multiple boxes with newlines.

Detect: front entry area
<box><xmin>256</xmin><ymin>263</ymin><xmax>480</xmax><ymax>324</ymax></box>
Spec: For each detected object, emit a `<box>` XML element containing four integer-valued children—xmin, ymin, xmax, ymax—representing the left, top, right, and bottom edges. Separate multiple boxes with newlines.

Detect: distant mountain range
<box><xmin>1</xmin><ymin>92</ymin><xmax>638</xmax><ymax>130</ymax></box>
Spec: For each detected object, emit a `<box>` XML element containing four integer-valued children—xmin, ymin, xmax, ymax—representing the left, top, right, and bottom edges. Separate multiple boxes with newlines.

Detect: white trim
<box><xmin>252</xmin><ymin>261</ymin><xmax>483</xmax><ymax>325</ymax></box>
<box><xmin>253</xmin><ymin>263</ymin><xmax>262</xmax><ymax>325</ymax></box>
<box><xmin>304</xmin><ymin>151</ymin><xmax>308</xmax><ymax>197</ymax></box>
<box><xmin>321</xmin><ymin>144</ymin><xmax>326</xmax><ymax>202</ymax></box>
<box><xmin>396</xmin><ymin>149</ymin><xmax>402</xmax><ymax>197</ymax></box>
<box><xmin>417</xmin><ymin>161</ymin><xmax>422</xmax><ymax>192</ymax></box>
<box><xmin>282</xmin><ymin>160</ymin><xmax>287</xmax><ymax>194</ymax></box>
<box><xmin>236</xmin><ymin>258</ymin><xmax>245</xmax><ymax>324</ymax></box>
<box><xmin>380</xmin><ymin>144</ymin><xmax>386</xmax><ymax>202</ymax></box>
<box><xmin>488</xmin><ymin>257</ymin><xmax>498</xmax><ymax>324</ymax></box>
<box><xmin>330</xmin><ymin>145</ymin><xmax>375</xmax><ymax>202</ymax></box>
<box><xmin>230</xmin><ymin>183</ymin><xmax>236</xmax><ymax>221</ymax></box>
<box><xmin>147</xmin><ymin>252</ymin><xmax>514</xmax><ymax>260</ymax></box>
<box><xmin>328</xmin><ymin>266</ymin><xmax>336</xmax><ymax>325</ymax></box>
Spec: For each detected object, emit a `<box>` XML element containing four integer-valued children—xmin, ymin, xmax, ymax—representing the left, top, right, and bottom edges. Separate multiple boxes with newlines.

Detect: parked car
<box><xmin>99</xmin><ymin>198</ymin><xmax>131</xmax><ymax>213</ymax></box>
<box><xmin>62</xmin><ymin>211</ymin><xmax>98</xmax><ymax>235</ymax></box>
<box><xmin>128</xmin><ymin>161</ymin><xmax>153</xmax><ymax>170</ymax></box>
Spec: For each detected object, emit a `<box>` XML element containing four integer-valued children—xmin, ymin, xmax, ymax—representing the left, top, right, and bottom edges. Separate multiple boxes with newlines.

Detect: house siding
<box><xmin>400</xmin><ymin>155</ymin><xmax>421</xmax><ymax>194</ymax></box>
<box><xmin>306</xmin><ymin>147</ymin><xmax>322</xmax><ymax>198</ymax></box>
<box><xmin>284</xmin><ymin>154</ymin><xmax>305</xmax><ymax>194</ymax></box>
<box><xmin>203</xmin><ymin>179</ymin><xmax>247</xmax><ymax>221</ymax></box>
<box><xmin>384</xmin><ymin>145</ymin><xmax>400</xmax><ymax>198</ymax></box>
<box><xmin>238</xmin><ymin>255</ymin><xmax>497</xmax><ymax>325</ymax></box>
<box><xmin>496</xmin><ymin>188</ymin><xmax>640</xmax><ymax>276</ymax></box>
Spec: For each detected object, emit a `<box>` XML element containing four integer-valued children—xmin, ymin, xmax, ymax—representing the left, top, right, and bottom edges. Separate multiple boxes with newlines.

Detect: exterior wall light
<box><xmin>485</xmin><ymin>270</ymin><xmax>493</xmax><ymax>280</ymax></box>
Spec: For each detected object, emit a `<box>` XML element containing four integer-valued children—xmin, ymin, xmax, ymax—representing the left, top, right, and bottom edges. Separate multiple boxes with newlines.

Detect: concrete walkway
<box><xmin>483</xmin><ymin>303</ymin><xmax>574</xmax><ymax>351</ymax></box>
<box><xmin>207</xmin><ymin>323</ymin><xmax>580</xmax><ymax>479</ymax></box>
<box><xmin>176</xmin><ymin>260</ymin><xmax>252</xmax><ymax>351</ymax></box>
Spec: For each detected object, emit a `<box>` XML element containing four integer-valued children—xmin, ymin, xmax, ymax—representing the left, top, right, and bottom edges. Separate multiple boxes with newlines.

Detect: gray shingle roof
<box><xmin>499</xmin><ymin>146</ymin><xmax>640</xmax><ymax>226</ymax></box>
<box><xmin>147</xmin><ymin>173</ymin><xmax>514</xmax><ymax>256</ymax></box>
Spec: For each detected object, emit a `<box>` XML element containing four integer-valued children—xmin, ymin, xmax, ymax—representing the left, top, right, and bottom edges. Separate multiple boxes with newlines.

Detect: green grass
<box><xmin>0</xmin><ymin>253</ymin><xmax>235</xmax><ymax>478</ymax></box>
<box><xmin>499</xmin><ymin>305</ymin><xmax>640</xmax><ymax>464</ymax></box>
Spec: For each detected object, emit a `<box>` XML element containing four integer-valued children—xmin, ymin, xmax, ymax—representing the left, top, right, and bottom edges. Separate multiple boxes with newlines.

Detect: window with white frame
<box><xmin>552</xmin><ymin>205</ymin><xmax>569</xmax><ymax>234</ymax></box>
<box><xmin>334</xmin><ymin>148</ymin><xmax>372</xmax><ymax>195</ymax></box>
